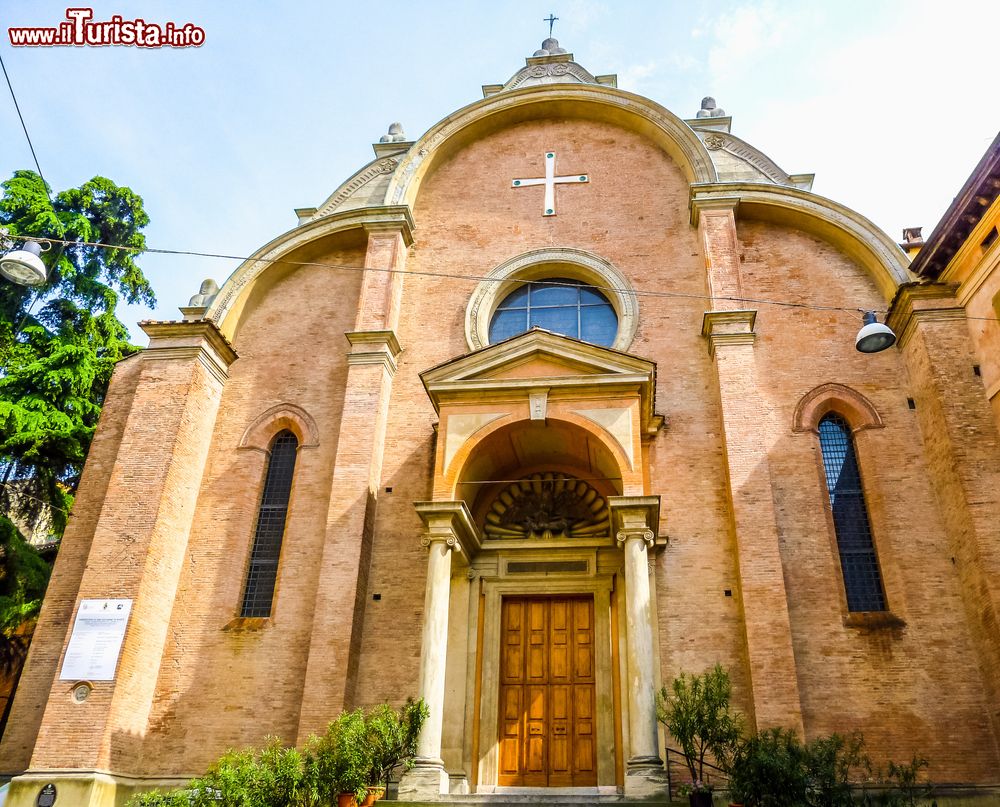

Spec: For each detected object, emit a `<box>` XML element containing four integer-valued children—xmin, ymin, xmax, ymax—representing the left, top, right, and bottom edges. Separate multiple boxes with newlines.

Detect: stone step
<box><xmin>387</xmin><ymin>799</ymin><xmax>682</xmax><ymax>807</ymax></box>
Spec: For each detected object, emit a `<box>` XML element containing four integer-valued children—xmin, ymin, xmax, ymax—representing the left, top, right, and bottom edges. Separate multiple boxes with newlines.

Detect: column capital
<box><xmin>345</xmin><ymin>329</ymin><xmax>402</xmax><ymax>374</ymax></box>
<box><xmin>885</xmin><ymin>281</ymin><xmax>964</xmax><ymax>348</ymax></box>
<box><xmin>608</xmin><ymin>495</ymin><xmax>661</xmax><ymax>549</ymax></box>
<box><xmin>139</xmin><ymin>318</ymin><xmax>239</xmax><ymax>384</ymax></box>
<box><xmin>690</xmin><ymin>194</ymin><xmax>740</xmax><ymax>226</ymax></box>
<box><xmin>701</xmin><ymin>310</ymin><xmax>757</xmax><ymax>357</ymax></box>
<box><xmin>360</xmin><ymin>207</ymin><xmax>415</xmax><ymax>247</ymax></box>
<box><xmin>414</xmin><ymin>500</ymin><xmax>482</xmax><ymax>563</ymax></box>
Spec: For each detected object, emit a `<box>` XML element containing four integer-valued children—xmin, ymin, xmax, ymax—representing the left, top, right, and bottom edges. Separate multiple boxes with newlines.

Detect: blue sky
<box><xmin>3</xmin><ymin>1</ymin><xmax>999</xmax><ymax>341</ymax></box>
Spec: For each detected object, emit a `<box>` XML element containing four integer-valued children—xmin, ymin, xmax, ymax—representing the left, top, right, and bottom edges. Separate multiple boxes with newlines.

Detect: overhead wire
<box><xmin>21</xmin><ymin>233</ymin><xmax>1000</xmax><ymax>324</ymax></box>
<box><xmin>2</xmin><ymin>48</ymin><xmax>998</xmax><ymax>325</ymax></box>
<box><xmin>21</xmin><ymin>234</ymin><xmax>894</xmax><ymax>318</ymax></box>
<box><xmin>0</xmin><ymin>49</ymin><xmax>48</xmax><ymax>189</ymax></box>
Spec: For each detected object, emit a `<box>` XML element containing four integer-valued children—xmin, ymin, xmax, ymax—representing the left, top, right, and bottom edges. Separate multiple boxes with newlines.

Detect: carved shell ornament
<box><xmin>484</xmin><ymin>472</ymin><xmax>610</xmax><ymax>539</ymax></box>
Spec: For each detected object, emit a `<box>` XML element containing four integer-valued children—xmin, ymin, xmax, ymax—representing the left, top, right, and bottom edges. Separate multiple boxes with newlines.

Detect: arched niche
<box><xmin>447</xmin><ymin>416</ymin><xmax>628</xmax><ymax>532</ymax></box>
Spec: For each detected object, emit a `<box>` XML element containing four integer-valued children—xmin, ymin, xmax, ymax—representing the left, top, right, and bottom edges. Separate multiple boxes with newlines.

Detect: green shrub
<box><xmin>125</xmin><ymin>699</ymin><xmax>426</xmax><ymax>807</ymax></box>
<box><xmin>804</xmin><ymin>731</ymin><xmax>870</xmax><ymax>807</ymax></box>
<box><xmin>306</xmin><ymin>708</ymin><xmax>370</xmax><ymax>804</ymax></box>
<box><xmin>365</xmin><ymin>697</ymin><xmax>429</xmax><ymax>788</ymax></box>
<box><xmin>729</xmin><ymin>727</ymin><xmax>809</xmax><ymax>807</ymax></box>
<box><xmin>656</xmin><ymin>663</ymin><xmax>743</xmax><ymax>784</ymax></box>
<box><xmin>127</xmin><ymin>791</ymin><xmax>191</xmax><ymax>807</ymax></box>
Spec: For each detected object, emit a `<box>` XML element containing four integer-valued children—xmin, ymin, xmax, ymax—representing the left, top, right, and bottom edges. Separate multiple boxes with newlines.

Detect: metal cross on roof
<box><xmin>544</xmin><ymin>14</ymin><xmax>559</xmax><ymax>37</ymax></box>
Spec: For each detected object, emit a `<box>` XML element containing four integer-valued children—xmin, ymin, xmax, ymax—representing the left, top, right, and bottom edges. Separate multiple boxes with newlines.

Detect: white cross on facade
<box><xmin>512</xmin><ymin>152</ymin><xmax>589</xmax><ymax>216</ymax></box>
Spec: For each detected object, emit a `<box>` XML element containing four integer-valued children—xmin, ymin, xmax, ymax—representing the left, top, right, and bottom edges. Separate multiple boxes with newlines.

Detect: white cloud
<box><xmin>618</xmin><ymin>61</ymin><xmax>660</xmax><ymax>92</ymax></box>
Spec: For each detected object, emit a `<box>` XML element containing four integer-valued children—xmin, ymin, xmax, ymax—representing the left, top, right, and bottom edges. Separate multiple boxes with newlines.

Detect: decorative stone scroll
<box><xmin>484</xmin><ymin>472</ymin><xmax>610</xmax><ymax>540</ymax></box>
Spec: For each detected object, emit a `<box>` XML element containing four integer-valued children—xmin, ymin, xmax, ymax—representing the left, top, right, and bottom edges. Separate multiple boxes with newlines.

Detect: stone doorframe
<box><xmin>474</xmin><ymin>567</ymin><xmax>618</xmax><ymax>793</ymax></box>
<box><xmin>400</xmin><ymin>498</ymin><xmax>666</xmax><ymax>801</ymax></box>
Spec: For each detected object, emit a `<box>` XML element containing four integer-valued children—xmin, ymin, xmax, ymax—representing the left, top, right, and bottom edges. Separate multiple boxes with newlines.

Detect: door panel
<box><xmin>498</xmin><ymin>596</ymin><xmax>597</xmax><ymax>787</ymax></box>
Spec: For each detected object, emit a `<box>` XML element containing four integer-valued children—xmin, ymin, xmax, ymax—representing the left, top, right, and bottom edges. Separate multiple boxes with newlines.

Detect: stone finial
<box><xmin>379</xmin><ymin>122</ymin><xmax>408</xmax><ymax>143</ymax></box>
<box><xmin>188</xmin><ymin>278</ymin><xmax>219</xmax><ymax>308</ymax></box>
<box><xmin>533</xmin><ymin>37</ymin><xmax>567</xmax><ymax>56</ymax></box>
<box><xmin>696</xmin><ymin>96</ymin><xmax>727</xmax><ymax>118</ymax></box>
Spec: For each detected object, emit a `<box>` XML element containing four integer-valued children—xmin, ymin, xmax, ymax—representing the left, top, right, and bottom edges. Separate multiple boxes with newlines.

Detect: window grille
<box><xmin>488</xmin><ymin>277</ymin><xmax>618</xmax><ymax>346</ymax></box>
<box><xmin>818</xmin><ymin>414</ymin><xmax>886</xmax><ymax>612</ymax></box>
<box><xmin>240</xmin><ymin>430</ymin><xmax>298</xmax><ymax>617</ymax></box>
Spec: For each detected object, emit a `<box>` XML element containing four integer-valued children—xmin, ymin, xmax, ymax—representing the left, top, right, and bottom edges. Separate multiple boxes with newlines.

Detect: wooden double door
<box><xmin>498</xmin><ymin>596</ymin><xmax>597</xmax><ymax>787</ymax></box>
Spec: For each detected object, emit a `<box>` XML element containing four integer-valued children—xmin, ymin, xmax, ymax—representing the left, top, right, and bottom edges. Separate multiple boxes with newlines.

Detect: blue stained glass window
<box><xmin>488</xmin><ymin>278</ymin><xmax>618</xmax><ymax>347</ymax></box>
<box><xmin>818</xmin><ymin>414</ymin><xmax>886</xmax><ymax>612</ymax></box>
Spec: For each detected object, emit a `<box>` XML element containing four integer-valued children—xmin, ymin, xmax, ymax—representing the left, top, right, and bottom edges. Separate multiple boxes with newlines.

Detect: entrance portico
<box><xmin>400</xmin><ymin>330</ymin><xmax>667</xmax><ymax>799</ymax></box>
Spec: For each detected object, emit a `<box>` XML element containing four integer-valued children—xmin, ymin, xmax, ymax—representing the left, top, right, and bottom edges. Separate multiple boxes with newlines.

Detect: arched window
<box><xmin>818</xmin><ymin>414</ymin><xmax>886</xmax><ymax>612</ymax></box>
<box><xmin>241</xmin><ymin>430</ymin><xmax>298</xmax><ymax>617</ymax></box>
<box><xmin>488</xmin><ymin>278</ymin><xmax>618</xmax><ymax>346</ymax></box>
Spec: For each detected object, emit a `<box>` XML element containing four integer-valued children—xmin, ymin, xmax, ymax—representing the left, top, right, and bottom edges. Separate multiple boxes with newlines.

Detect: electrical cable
<box><xmin>22</xmin><ymin>234</ymin><xmax>895</xmax><ymax>318</ymax></box>
<box><xmin>0</xmin><ymin>50</ymin><xmax>48</xmax><ymax>190</ymax></box>
<box><xmin>22</xmin><ymin>233</ymin><xmax>1000</xmax><ymax>324</ymax></box>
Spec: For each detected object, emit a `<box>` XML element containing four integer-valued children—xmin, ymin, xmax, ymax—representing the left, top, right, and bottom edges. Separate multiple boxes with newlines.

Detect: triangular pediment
<box><xmin>422</xmin><ymin>328</ymin><xmax>654</xmax><ymax>387</ymax></box>
<box><xmin>421</xmin><ymin>329</ymin><xmax>661</xmax><ymax>434</ymax></box>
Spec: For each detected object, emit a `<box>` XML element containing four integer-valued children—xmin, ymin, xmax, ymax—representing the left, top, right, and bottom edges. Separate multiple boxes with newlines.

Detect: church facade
<box><xmin>3</xmin><ymin>40</ymin><xmax>1000</xmax><ymax>806</ymax></box>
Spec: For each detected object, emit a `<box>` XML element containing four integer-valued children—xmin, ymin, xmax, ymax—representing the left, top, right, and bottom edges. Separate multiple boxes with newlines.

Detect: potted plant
<box><xmin>364</xmin><ymin>698</ymin><xmax>428</xmax><ymax>803</ymax></box>
<box><xmin>656</xmin><ymin>664</ymin><xmax>743</xmax><ymax>807</ymax></box>
<box><xmin>306</xmin><ymin>708</ymin><xmax>371</xmax><ymax>806</ymax></box>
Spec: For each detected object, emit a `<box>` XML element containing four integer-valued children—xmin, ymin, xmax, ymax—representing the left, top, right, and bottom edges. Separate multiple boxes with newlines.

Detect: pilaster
<box><xmin>296</xmin><ymin>221</ymin><xmax>409</xmax><ymax>742</ymax></box>
<box><xmin>887</xmin><ymin>282</ymin><xmax>1000</xmax><ymax>740</ymax></box>
<box><xmin>702</xmin><ymin>311</ymin><xmax>804</xmax><ymax>734</ymax></box>
<box><xmin>4</xmin><ymin>321</ymin><xmax>235</xmax><ymax>805</ymax></box>
<box><xmin>693</xmin><ymin>197</ymin><xmax>744</xmax><ymax>307</ymax></box>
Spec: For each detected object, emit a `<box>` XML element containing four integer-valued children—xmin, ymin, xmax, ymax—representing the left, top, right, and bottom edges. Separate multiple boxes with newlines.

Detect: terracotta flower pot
<box><xmin>337</xmin><ymin>794</ymin><xmax>357</xmax><ymax>807</ymax></box>
<box><xmin>360</xmin><ymin>787</ymin><xmax>386</xmax><ymax>807</ymax></box>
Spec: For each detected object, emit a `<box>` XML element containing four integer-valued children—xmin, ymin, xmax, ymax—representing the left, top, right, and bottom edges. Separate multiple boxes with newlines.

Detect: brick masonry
<box><xmin>2</xmin><ymin>110</ymin><xmax>1000</xmax><ymax>798</ymax></box>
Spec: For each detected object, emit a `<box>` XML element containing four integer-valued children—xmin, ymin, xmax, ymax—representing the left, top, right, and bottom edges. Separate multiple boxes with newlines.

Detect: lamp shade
<box><xmin>855</xmin><ymin>311</ymin><xmax>896</xmax><ymax>353</ymax></box>
<box><xmin>0</xmin><ymin>240</ymin><xmax>48</xmax><ymax>286</ymax></box>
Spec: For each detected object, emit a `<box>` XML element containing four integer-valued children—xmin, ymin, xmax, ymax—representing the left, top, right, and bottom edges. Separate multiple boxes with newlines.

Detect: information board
<box><xmin>59</xmin><ymin>599</ymin><xmax>133</xmax><ymax>681</ymax></box>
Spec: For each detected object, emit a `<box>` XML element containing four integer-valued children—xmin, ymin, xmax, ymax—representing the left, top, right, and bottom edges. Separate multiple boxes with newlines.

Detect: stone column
<box><xmin>296</xmin><ymin>218</ymin><xmax>412</xmax><ymax>742</ymax></box>
<box><xmin>3</xmin><ymin>321</ymin><xmax>236</xmax><ymax>807</ymax></box>
<box><xmin>400</xmin><ymin>502</ymin><xmax>480</xmax><ymax>799</ymax></box>
<box><xmin>887</xmin><ymin>283</ymin><xmax>1000</xmax><ymax>742</ymax></box>
<box><xmin>609</xmin><ymin>497</ymin><xmax>665</xmax><ymax>796</ymax></box>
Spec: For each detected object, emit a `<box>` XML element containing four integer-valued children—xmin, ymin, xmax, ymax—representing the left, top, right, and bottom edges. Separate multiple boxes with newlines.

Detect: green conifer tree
<box><xmin>0</xmin><ymin>169</ymin><xmax>153</xmax><ymax>722</ymax></box>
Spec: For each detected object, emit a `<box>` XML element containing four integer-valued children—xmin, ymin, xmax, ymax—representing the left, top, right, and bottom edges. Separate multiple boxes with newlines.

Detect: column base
<box><xmin>397</xmin><ymin>757</ymin><xmax>449</xmax><ymax>800</ymax></box>
<box><xmin>6</xmin><ymin>772</ymin><xmax>119</xmax><ymax>807</ymax></box>
<box><xmin>624</xmin><ymin>755</ymin><xmax>668</xmax><ymax>797</ymax></box>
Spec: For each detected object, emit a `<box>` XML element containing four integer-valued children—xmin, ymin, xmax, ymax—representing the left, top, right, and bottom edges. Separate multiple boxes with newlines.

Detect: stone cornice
<box><xmin>690</xmin><ymin>182</ymin><xmax>911</xmax><ymax>302</ymax></box>
<box><xmin>385</xmin><ymin>83</ymin><xmax>717</xmax><ymax>210</ymax></box>
<box><xmin>690</xmin><ymin>195</ymin><xmax>740</xmax><ymax>226</ymax></box>
<box><xmin>886</xmin><ymin>282</ymin><xmax>965</xmax><ymax>349</ymax></box>
<box><xmin>420</xmin><ymin>329</ymin><xmax>660</xmax><ymax>437</ymax></box>
<box><xmin>207</xmin><ymin>204</ymin><xmax>415</xmax><ymax>338</ymax></box>
<box><xmin>415</xmin><ymin>500</ymin><xmax>482</xmax><ymax>564</ymax></box>
<box><xmin>608</xmin><ymin>496</ymin><xmax>663</xmax><ymax>549</ymax></box>
<box><xmin>701</xmin><ymin>310</ymin><xmax>757</xmax><ymax>357</ymax></box>
<box><xmin>345</xmin><ymin>329</ymin><xmax>403</xmax><ymax>375</ymax></box>
<box><xmin>139</xmin><ymin>319</ymin><xmax>238</xmax><ymax>384</ymax></box>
